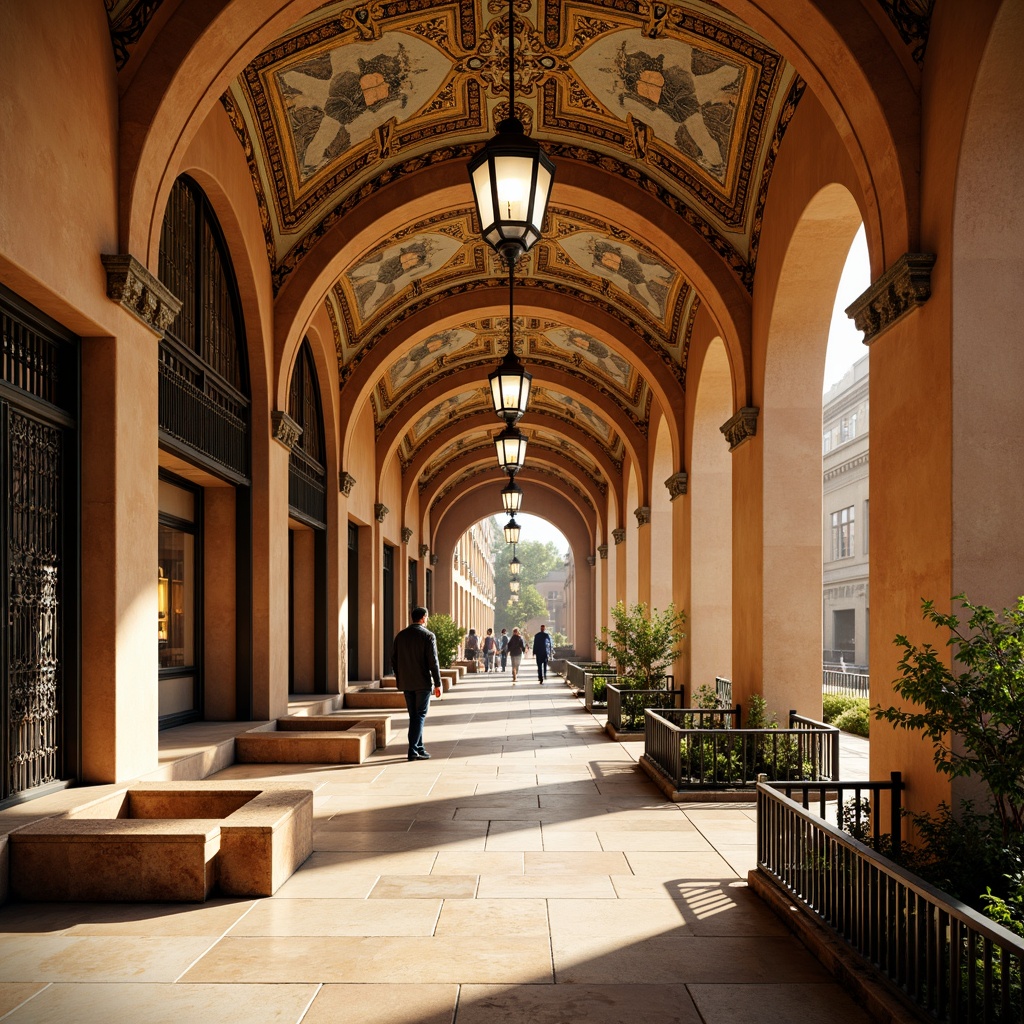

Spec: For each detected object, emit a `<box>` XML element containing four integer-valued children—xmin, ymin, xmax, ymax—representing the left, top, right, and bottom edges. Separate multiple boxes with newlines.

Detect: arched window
<box><xmin>286</xmin><ymin>339</ymin><xmax>327</xmax><ymax>528</ymax></box>
<box><xmin>158</xmin><ymin>175</ymin><xmax>250</xmax><ymax>482</ymax></box>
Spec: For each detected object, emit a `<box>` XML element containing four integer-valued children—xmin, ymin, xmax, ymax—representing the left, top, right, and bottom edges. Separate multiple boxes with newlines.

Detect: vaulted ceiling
<box><xmin>114</xmin><ymin>0</ymin><xmax>813</xmax><ymax>541</ymax></box>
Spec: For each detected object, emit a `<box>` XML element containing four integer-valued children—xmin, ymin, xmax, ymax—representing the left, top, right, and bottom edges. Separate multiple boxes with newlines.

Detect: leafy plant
<box><xmin>822</xmin><ymin>693</ymin><xmax>863</xmax><ymax>722</ymax></box>
<box><xmin>594</xmin><ymin>601</ymin><xmax>687</xmax><ymax>687</ymax></box>
<box><xmin>876</xmin><ymin>595</ymin><xmax>1024</xmax><ymax>837</ymax></box>
<box><xmin>426</xmin><ymin>613</ymin><xmax>465</xmax><ymax>669</ymax></box>
<box><xmin>833</xmin><ymin>702</ymin><xmax>870</xmax><ymax>737</ymax></box>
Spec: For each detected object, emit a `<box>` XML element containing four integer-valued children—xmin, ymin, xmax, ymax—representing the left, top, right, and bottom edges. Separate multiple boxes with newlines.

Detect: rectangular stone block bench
<box><xmin>440</xmin><ymin>668</ymin><xmax>459</xmax><ymax>689</ymax></box>
<box><xmin>343</xmin><ymin>688</ymin><xmax>409</xmax><ymax>710</ymax></box>
<box><xmin>235</xmin><ymin>726</ymin><xmax>375</xmax><ymax>765</ymax></box>
<box><xmin>8</xmin><ymin>783</ymin><xmax>313</xmax><ymax>902</ymax></box>
<box><xmin>276</xmin><ymin>713</ymin><xmax>393</xmax><ymax>749</ymax></box>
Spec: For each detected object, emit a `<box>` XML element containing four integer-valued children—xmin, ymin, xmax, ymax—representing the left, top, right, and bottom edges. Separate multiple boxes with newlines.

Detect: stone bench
<box><xmin>343</xmin><ymin>688</ymin><xmax>409</xmax><ymax>710</ymax></box>
<box><xmin>234</xmin><ymin>726</ymin><xmax>375</xmax><ymax>765</ymax></box>
<box><xmin>8</xmin><ymin>783</ymin><xmax>313</xmax><ymax>902</ymax></box>
<box><xmin>276</xmin><ymin>713</ymin><xmax>393</xmax><ymax>749</ymax></box>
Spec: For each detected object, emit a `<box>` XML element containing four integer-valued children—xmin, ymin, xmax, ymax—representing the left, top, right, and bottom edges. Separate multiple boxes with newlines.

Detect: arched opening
<box><xmin>625</xmin><ymin>463</ymin><xmax>640</xmax><ymax>607</ymax></box>
<box><xmin>690</xmin><ymin>337</ymin><xmax>733</xmax><ymax>690</ymax></box>
<box><xmin>650</xmin><ymin>416</ymin><xmax>674</xmax><ymax>612</ymax></box>
<box><xmin>286</xmin><ymin>338</ymin><xmax>328</xmax><ymax>694</ymax></box>
<box><xmin>156</xmin><ymin>174</ymin><xmax>252</xmax><ymax>726</ymax></box>
<box><xmin>761</xmin><ymin>183</ymin><xmax>863</xmax><ymax>717</ymax></box>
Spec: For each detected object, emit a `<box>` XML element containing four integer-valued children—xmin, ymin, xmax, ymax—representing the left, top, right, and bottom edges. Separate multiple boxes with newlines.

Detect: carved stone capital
<box><xmin>586</xmin><ymin>555</ymin><xmax>596</xmax><ymax>567</ymax></box>
<box><xmin>401</xmin><ymin>526</ymin><xmax>413</xmax><ymax>543</ymax></box>
<box><xmin>374</xmin><ymin>503</ymin><xmax>389</xmax><ymax>523</ymax></box>
<box><xmin>271</xmin><ymin>410</ymin><xmax>302</xmax><ymax>450</ymax></box>
<box><xmin>419</xmin><ymin>544</ymin><xmax>429</xmax><ymax>559</ymax></box>
<box><xmin>339</xmin><ymin>471</ymin><xmax>356</xmax><ymax>495</ymax></box>
<box><xmin>721</xmin><ymin>406</ymin><xmax>759</xmax><ymax>451</ymax></box>
<box><xmin>665</xmin><ymin>471</ymin><xmax>688</xmax><ymax>499</ymax></box>
<box><xmin>612</xmin><ymin>528</ymin><xmax>626</xmax><ymax>545</ymax></box>
<box><xmin>845</xmin><ymin>252</ymin><xmax>936</xmax><ymax>344</ymax></box>
<box><xmin>101</xmin><ymin>253</ymin><xmax>182</xmax><ymax>334</ymax></box>
<box><xmin>634</xmin><ymin>505</ymin><xmax>651</xmax><ymax>527</ymax></box>
<box><xmin>597</xmin><ymin>544</ymin><xmax>608</xmax><ymax>559</ymax></box>
<box><xmin>430</xmin><ymin>554</ymin><xmax>439</xmax><ymax>566</ymax></box>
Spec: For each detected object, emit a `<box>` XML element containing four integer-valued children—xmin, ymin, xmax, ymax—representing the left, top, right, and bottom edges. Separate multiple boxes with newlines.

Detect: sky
<box><xmin>496</xmin><ymin>226</ymin><xmax>870</xmax><ymax>554</ymax></box>
<box><xmin>823</xmin><ymin>225</ymin><xmax>869</xmax><ymax>393</ymax></box>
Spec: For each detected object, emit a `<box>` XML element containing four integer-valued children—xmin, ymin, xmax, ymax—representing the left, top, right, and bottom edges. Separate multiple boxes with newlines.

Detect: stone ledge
<box><xmin>344</xmin><ymin>689</ymin><xmax>410</xmax><ymax>710</ymax></box>
<box><xmin>276</xmin><ymin>713</ymin><xmax>394</xmax><ymax>749</ymax></box>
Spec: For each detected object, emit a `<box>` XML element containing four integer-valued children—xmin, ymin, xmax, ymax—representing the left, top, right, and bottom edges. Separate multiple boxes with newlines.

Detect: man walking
<box><xmin>391</xmin><ymin>606</ymin><xmax>442</xmax><ymax>760</ymax></box>
<box><xmin>498</xmin><ymin>628</ymin><xmax>509</xmax><ymax>671</ymax></box>
<box><xmin>532</xmin><ymin>623</ymin><xmax>553</xmax><ymax>683</ymax></box>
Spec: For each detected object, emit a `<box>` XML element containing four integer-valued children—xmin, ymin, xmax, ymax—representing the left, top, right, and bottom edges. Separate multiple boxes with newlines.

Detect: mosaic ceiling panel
<box><xmin>226</xmin><ymin>0</ymin><xmax>800</xmax><ymax>291</ymax></box>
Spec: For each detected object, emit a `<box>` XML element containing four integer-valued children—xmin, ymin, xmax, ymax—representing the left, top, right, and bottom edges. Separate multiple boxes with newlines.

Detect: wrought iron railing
<box><xmin>606</xmin><ymin>682</ymin><xmax>685</xmax><ymax>733</ymax></box>
<box><xmin>756</xmin><ymin>782</ymin><xmax>1024</xmax><ymax>1022</ymax></box>
<box><xmin>644</xmin><ymin>709</ymin><xmax>838</xmax><ymax>790</ymax></box>
<box><xmin>715</xmin><ymin>675</ymin><xmax>733</xmax><ymax>706</ymax></box>
<box><xmin>288</xmin><ymin>447</ymin><xmax>326</xmax><ymax>528</ymax></box>
<box><xmin>159</xmin><ymin>338</ymin><xmax>248</xmax><ymax>481</ymax></box>
<box><xmin>822</xmin><ymin>668</ymin><xmax>870</xmax><ymax>697</ymax></box>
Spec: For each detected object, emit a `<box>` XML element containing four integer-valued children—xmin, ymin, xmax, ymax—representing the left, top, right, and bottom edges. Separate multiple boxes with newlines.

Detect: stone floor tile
<box><xmin>301</xmin><ymin>983</ymin><xmax>458</xmax><ymax>1024</ymax></box>
<box><xmin>596</xmin><ymin>831</ymin><xmax>714</xmax><ymax>852</ymax></box>
<box><xmin>312</xmin><ymin>830</ymin><xmax>485</xmax><ymax>853</ymax></box>
<box><xmin>0</xmin><ymin>983</ymin><xmax>320</xmax><ymax>1024</ymax></box>
<box><xmin>622</xmin><ymin>851</ymin><xmax>739</xmax><ymax>878</ymax></box>
<box><xmin>369</xmin><ymin>875</ymin><xmax>479</xmax><ymax>899</ymax></box>
<box><xmin>454</xmin><ymin>982</ymin><xmax>703</xmax><ymax>1023</ymax></box>
<box><xmin>0</xmin><ymin>984</ymin><xmax>46</xmax><ymax>1017</ymax></box>
<box><xmin>0</xmin><ymin>936</ymin><xmax>216</xmax><ymax>983</ymax></box>
<box><xmin>552</xmin><ymin>935</ymin><xmax>832</xmax><ymax>985</ymax></box>
<box><xmin>434</xmin><ymin>898</ymin><xmax>549</xmax><ymax>938</ymax></box>
<box><xmin>229</xmin><ymin>897</ymin><xmax>441</xmax><ymax>936</ymax></box>
<box><xmin>687</xmin><ymin>982</ymin><xmax>875</xmax><ymax>1023</ymax></box>
<box><xmin>549</xmin><ymin>898</ymin><xmax>692</xmax><ymax>946</ymax></box>
<box><xmin>431</xmin><ymin>851</ymin><xmax>524</xmax><ymax>875</ymax></box>
<box><xmin>476</xmin><ymin>874</ymin><xmax>617</xmax><ymax>899</ymax></box>
<box><xmin>524</xmin><ymin>851</ymin><xmax>631</xmax><ymax>874</ymax></box>
<box><xmin>485</xmin><ymin>821</ymin><xmax>544</xmax><ymax>851</ymax></box>
<box><xmin>539</xmin><ymin>829</ymin><xmax>603</xmax><ymax>851</ymax></box>
<box><xmin>181</xmin><ymin>935</ymin><xmax>554</xmax><ymax>984</ymax></box>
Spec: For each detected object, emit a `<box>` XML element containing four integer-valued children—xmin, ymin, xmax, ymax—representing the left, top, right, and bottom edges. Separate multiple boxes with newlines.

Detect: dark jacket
<box><xmin>532</xmin><ymin>630</ymin><xmax>553</xmax><ymax>659</ymax></box>
<box><xmin>391</xmin><ymin>622</ymin><xmax>442</xmax><ymax>691</ymax></box>
<box><xmin>506</xmin><ymin>633</ymin><xmax>526</xmax><ymax>656</ymax></box>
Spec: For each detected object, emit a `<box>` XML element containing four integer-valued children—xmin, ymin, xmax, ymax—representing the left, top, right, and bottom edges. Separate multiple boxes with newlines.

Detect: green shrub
<box><xmin>595</xmin><ymin>601</ymin><xmax>686</xmax><ymax>687</ymax></box>
<box><xmin>832</xmin><ymin>700</ymin><xmax>870</xmax><ymax>736</ymax></box>
<box><xmin>425</xmin><ymin>613</ymin><xmax>465</xmax><ymax>669</ymax></box>
<box><xmin>822</xmin><ymin>693</ymin><xmax>861</xmax><ymax>722</ymax></box>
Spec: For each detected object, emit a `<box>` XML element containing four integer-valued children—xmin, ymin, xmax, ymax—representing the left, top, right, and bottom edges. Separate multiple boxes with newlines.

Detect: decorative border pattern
<box><xmin>106</xmin><ymin>0</ymin><xmax>164</xmax><ymax>71</ymax></box>
<box><xmin>877</xmin><ymin>0</ymin><xmax>935</xmax><ymax>65</ymax></box>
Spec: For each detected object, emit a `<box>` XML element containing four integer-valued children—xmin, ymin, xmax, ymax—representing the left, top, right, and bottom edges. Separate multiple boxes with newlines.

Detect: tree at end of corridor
<box><xmin>426</xmin><ymin>613</ymin><xmax>466</xmax><ymax>669</ymax></box>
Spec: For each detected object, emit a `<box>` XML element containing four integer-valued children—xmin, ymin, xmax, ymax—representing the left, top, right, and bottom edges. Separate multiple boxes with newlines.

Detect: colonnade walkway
<box><xmin>0</xmin><ymin>668</ymin><xmax>875</xmax><ymax>1024</ymax></box>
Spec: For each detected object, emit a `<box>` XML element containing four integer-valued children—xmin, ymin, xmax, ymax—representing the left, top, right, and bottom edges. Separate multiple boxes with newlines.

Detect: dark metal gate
<box><xmin>0</xmin><ymin>287</ymin><xmax>79</xmax><ymax>805</ymax></box>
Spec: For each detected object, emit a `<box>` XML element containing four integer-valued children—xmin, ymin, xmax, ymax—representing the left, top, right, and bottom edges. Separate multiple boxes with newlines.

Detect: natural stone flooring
<box><xmin>0</xmin><ymin>670</ymin><xmax>875</xmax><ymax>1023</ymax></box>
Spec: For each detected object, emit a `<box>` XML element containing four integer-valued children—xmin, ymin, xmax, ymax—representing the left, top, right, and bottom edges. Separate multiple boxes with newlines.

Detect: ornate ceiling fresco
<box><xmin>225</xmin><ymin>0</ymin><xmax>802</xmax><ymax>293</ymax></box>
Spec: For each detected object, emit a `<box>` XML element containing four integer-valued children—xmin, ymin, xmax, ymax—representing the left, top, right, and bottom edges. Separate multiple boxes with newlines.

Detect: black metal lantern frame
<box><xmin>503</xmin><ymin>515</ymin><xmax>521</xmax><ymax>545</ymax></box>
<box><xmin>501</xmin><ymin>477</ymin><xmax>523</xmax><ymax>514</ymax></box>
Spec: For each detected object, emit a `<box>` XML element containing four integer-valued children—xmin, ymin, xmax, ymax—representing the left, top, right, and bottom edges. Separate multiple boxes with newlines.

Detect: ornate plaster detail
<box><xmin>721</xmin><ymin>406</ymin><xmax>759</xmax><ymax>451</ymax></box>
<box><xmin>271</xmin><ymin>410</ymin><xmax>302</xmax><ymax>450</ymax></box>
<box><xmin>845</xmin><ymin>253</ymin><xmax>936</xmax><ymax>345</ymax></box>
<box><xmin>597</xmin><ymin>544</ymin><xmax>608</xmax><ymax>560</ymax></box>
<box><xmin>374</xmin><ymin>503</ymin><xmax>389</xmax><ymax>523</ymax></box>
<box><xmin>430</xmin><ymin>554</ymin><xmax>439</xmax><ymax>566</ymax></box>
<box><xmin>419</xmin><ymin>544</ymin><xmax>430</xmax><ymax>559</ymax></box>
<box><xmin>634</xmin><ymin>506</ymin><xmax>651</xmax><ymax>527</ymax></box>
<box><xmin>877</xmin><ymin>0</ymin><xmax>935</xmax><ymax>64</ymax></box>
<box><xmin>586</xmin><ymin>555</ymin><xmax>596</xmax><ymax>567</ymax></box>
<box><xmin>401</xmin><ymin>526</ymin><xmax>413</xmax><ymax>543</ymax></box>
<box><xmin>665</xmin><ymin>471</ymin><xmax>688</xmax><ymax>499</ymax></box>
<box><xmin>612</xmin><ymin>528</ymin><xmax>626</xmax><ymax>545</ymax></box>
<box><xmin>101</xmin><ymin>254</ymin><xmax>181</xmax><ymax>335</ymax></box>
<box><xmin>106</xmin><ymin>0</ymin><xmax>164</xmax><ymax>71</ymax></box>
<box><xmin>339</xmin><ymin>471</ymin><xmax>356</xmax><ymax>495</ymax></box>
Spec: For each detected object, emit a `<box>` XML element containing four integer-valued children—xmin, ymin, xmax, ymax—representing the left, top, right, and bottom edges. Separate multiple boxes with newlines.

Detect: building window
<box><xmin>830</xmin><ymin>505</ymin><xmax>855</xmax><ymax>559</ymax></box>
<box><xmin>822</xmin><ymin>431</ymin><xmax>832</xmax><ymax>454</ymax></box>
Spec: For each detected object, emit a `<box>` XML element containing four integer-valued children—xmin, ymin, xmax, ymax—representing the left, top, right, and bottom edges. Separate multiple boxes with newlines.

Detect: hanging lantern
<box><xmin>503</xmin><ymin>515</ymin><xmax>521</xmax><ymax>545</ymax></box>
<box><xmin>509</xmin><ymin>579</ymin><xmax>520</xmax><ymax>594</ymax></box>
<box><xmin>500</xmin><ymin>477</ymin><xmax>523</xmax><ymax>514</ymax></box>
<box><xmin>494</xmin><ymin>422</ymin><xmax>527</xmax><ymax>473</ymax></box>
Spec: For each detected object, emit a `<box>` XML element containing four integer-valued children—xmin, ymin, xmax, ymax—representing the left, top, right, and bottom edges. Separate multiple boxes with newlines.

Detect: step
<box><xmin>276</xmin><ymin>713</ymin><xmax>393</xmax><ymax>749</ymax></box>
<box><xmin>235</xmin><ymin>728</ymin><xmax>376</xmax><ymax>764</ymax></box>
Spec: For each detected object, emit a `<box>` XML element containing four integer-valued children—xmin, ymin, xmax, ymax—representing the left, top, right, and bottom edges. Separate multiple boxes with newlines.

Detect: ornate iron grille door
<box><xmin>4</xmin><ymin>410</ymin><xmax>63</xmax><ymax>798</ymax></box>
<box><xmin>0</xmin><ymin>288</ymin><xmax>78</xmax><ymax>806</ymax></box>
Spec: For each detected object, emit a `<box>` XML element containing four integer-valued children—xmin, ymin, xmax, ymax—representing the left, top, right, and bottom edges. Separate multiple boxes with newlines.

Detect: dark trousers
<box><xmin>536</xmin><ymin>655</ymin><xmax>548</xmax><ymax>680</ymax></box>
<box><xmin>500</xmin><ymin>650</ymin><xmax>507</xmax><ymax>670</ymax></box>
<box><xmin>403</xmin><ymin>688</ymin><xmax>431</xmax><ymax>755</ymax></box>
